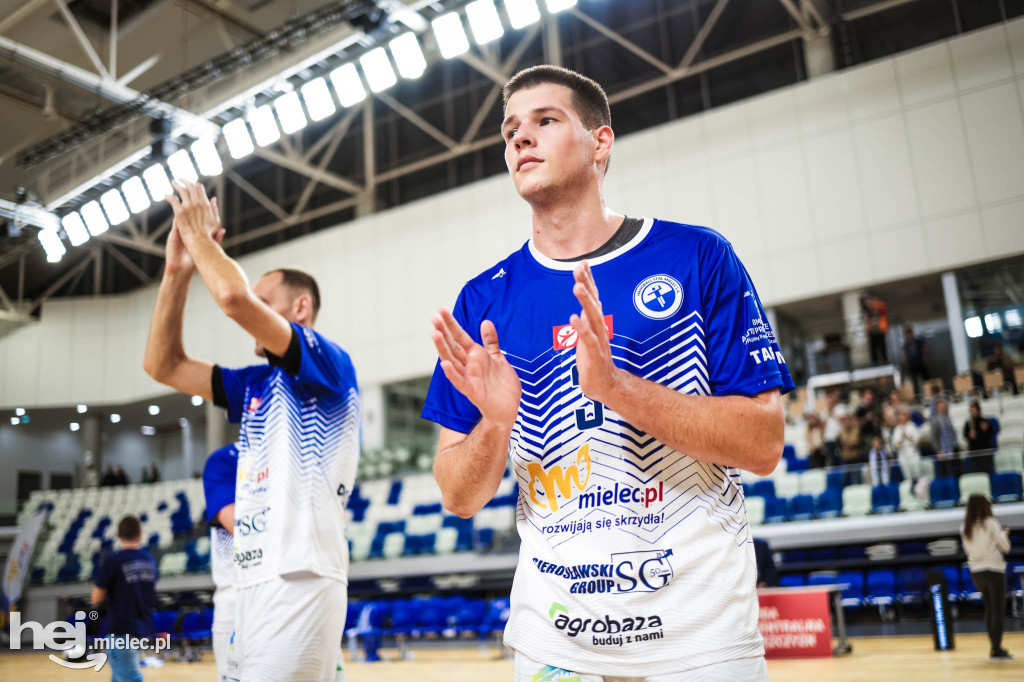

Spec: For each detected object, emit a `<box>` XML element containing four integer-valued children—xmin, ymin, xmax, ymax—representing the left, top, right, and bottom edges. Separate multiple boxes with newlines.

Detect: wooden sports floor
<box><xmin>1</xmin><ymin>633</ymin><xmax>1021</xmax><ymax>680</ymax></box>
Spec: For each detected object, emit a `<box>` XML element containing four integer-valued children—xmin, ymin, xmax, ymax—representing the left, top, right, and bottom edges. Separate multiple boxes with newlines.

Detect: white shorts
<box><xmin>233</xmin><ymin>573</ymin><xmax>347</xmax><ymax>682</ymax></box>
<box><xmin>513</xmin><ymin>652</ymin><xmax>769</xmax><ymax>682</ymax></box>
<box><xmin>213</xmin><ymin>587</ymin><xmax>236</xmax><ymax>681</ymax></box>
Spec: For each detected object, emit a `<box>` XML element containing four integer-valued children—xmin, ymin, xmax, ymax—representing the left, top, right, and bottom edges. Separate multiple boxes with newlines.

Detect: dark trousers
<box><xmin>870</xmin><ymin>331</ymin><xmax>888</xmax><ymax>364</ymax></box>
<box><xmin>972</xmin><ymin>570</ymin><xmax>1006</xmax><ymax>652</ymax></box>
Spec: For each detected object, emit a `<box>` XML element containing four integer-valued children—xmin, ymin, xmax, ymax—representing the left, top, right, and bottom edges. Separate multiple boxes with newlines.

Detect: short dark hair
<box><xmin>117</xmin><ymin>515</ymin><xmax>142</xmax><ymax>542</ymax></box>
<box><xmin>266</xmin><ymin>268</ymin><xmax>321</xmax><ymax>321</ymax></box>
<box><xmin>503</xmin><ymin>65</ymin><xmax>611</xmax><ymax>132</ymax></box>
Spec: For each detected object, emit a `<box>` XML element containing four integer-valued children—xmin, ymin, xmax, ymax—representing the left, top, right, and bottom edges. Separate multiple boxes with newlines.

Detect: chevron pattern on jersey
<box><xmin>503</xmin><ymin>311</ymin><xmax>746</xmax><ymax>547</ymax></box>
<box><xmin>236</xmin><ymin>375</ymin><xmax>360</xmax><ymax>512</ymax></box>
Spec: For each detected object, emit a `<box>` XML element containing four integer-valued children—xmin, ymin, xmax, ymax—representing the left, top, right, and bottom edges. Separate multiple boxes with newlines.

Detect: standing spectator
<box><xmin>867</xmin><ymin>435</ymin><xmax>891</xmax><ymax>486</ymax></box>
<box><xmin>891</xmin><ymin>409</ymin><xmax>922</xmax><ymax>482</ymax></box>
<box><xmin>902</xmin><ymin>327</ymin><xmax>928</xmax><ymax>397</ymax></box>
<box><xmin>928</xmin><ymin>383</ymin><xmax>944</xmax><ymax>412</ymax></box>
<box><xmin>114</xmin><ymin>465</ymin><xmax>130</xmax><ymax>486</ymax></box>
<box><xmin>92</xmin><ymin>515</ymin><xmax>159</xmax><ymax>682</ymax></box>
<box><xmin>806</xmin><ymin>413</ymin><xmax>826</xmax><ymax>469</ymax></box>
<box><xmin>960</xmin><ymin>495</ymin><xmax>1013</xmax><ymax>663</ymax></box>
<box><xmin>140</xmin><ymin>467</ymin><xmax>151</xmax><ymax>484</ymax></box>
<box><xmin>839</xmin><ymin>413</ymin><xmax>864</xmax><ymax>485</ymax></box>
<box><xmin>861</xmin><ymin>294</ymin><xmax>889</xmax><ymax>365</ymax></box>
<box><xmin>963</xmin><ymin>400</ymin><xmax>995</xmax><ymax>475</ymax></box>
<box><xmin>149</xmin><ymin>464</ymin><xmax>161</xmax><ymax>484</ymax></box>
<box><xmin>823</xmin><ymin>395</ymin><xmax>843</xmax><ymax>468</ymax></box>
<box><xmin>930</xmin><ymin>398</ymin><xmax>960</xmax><ymax>479</ymax></box>
<box><xmin>101</xmin><ymin>465</ymin><xmax>117</xmax><ymax>487</ymax></box>
<box><xmin>882</xmin><ymin>390</ymin><xmax>902</xmax><ymax>431</ymax></box>
<box><xmin>987</xmin><ymin>345</ymin><xmax>1018</xmax><ymax>395</ymax></box>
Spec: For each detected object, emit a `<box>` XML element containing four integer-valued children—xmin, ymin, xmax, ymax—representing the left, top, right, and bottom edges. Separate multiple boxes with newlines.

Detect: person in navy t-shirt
<box><xmin>143</xmin><ymin>179</ymin><xmax>358</xmax><ymax>681</ymax></box>
<box><xmin>423</xmin><ymin>66</ymin><xmax>792</xmax><ymax>680</ymax></box>
<box><xmin>92</xmin><ymin>515</ymin><xmax>157</xmax><ymax>682</ymax></box>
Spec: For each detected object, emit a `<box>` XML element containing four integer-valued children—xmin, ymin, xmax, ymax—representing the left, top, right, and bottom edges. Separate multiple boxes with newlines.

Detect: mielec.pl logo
<box><xmin>9</xmin><ymin>610</ymin><xmax>107</xmax><ymax>670</ymax></box>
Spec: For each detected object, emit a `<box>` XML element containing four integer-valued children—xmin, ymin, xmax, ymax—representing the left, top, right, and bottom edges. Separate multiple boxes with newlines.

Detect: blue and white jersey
<box><xmin>203</xmin><ymin>443</ymin><xmax>238</xmax><ymax>591</ymax></box>
<box><xmin>219</xmin><ymin>323</ymin><xmax>360</xmax><ymax>588</ymax></box>
<box><xmin>423</xmin><ymin>218</ymin><xmax>793</xmax><ymax>676</ymax></box>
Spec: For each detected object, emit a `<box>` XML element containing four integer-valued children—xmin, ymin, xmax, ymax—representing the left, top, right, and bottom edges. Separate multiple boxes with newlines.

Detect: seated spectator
<box><xmin>963</xmin><ymin>400</ymin><xmax>995</xmax><ymax>476</ymax></box>
<box><xmin>101</xmin><ymin>464</ymin><xmax>117</xmax><ymax>487</ymax></box>
<box><xmin>839</xmin><ymin>412</ymin><xmax>864</xmax><ymax>485</ymax></box>
<box><xmin>856</xmin><ymin>388</ymin><xmax>883</xmax><ymax>440</ymax></box>
<box><xmin>930</xmin><ymin>397</ymin><xmax>960</xmax><ymax>479</ymax></box>
<box><xmin>891</xmin><ymin>408</ymin><xmax>922</xmax><ymax>482</ymax></box>
<box><xmin>987</xmin><ymin>345</ymin><xmax>1018</xmax><ymax>395</ymax></box>
<box><xmin>867</xmin><ymin>435</ymin><xmax>891</xmax><ymax>486</ymax></box>
<box><xmin>806</xmin><ymin>413</ymin><xmax>825</xmax><ymax>469</ymax></box>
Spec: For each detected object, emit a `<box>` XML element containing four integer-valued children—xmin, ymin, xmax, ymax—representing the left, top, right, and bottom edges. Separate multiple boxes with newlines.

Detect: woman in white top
<box><xmin>890</xmin><ymin>409</ymin><xmax>921</xmax><ymax>482</ymax></box>
<box><xmin>960</xmin><ymin>494</ymin><xmax>1013</xmax><ymax>662</ymax></box>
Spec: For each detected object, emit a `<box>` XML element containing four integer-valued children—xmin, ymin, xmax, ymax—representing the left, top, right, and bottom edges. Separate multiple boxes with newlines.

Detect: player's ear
<box><xmin>592</xmin><ymin>125</ymin><xmax>614</xmax><ymax>166</ymax></box>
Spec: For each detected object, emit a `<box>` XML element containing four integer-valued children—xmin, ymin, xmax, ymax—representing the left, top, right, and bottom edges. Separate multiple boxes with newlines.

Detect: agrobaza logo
<box><xmin>547</xmin><ymin>602</ymin><xmax>664</xmax><ymax>644</ymax></box>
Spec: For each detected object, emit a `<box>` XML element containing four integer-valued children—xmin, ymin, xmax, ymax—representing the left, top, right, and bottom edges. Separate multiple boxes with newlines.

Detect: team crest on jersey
<box><xmin>552</xmin><ymin>315</ymin><xmax>613</xmax><ymax>350</ymax></box>
<box><xmin>633</xmin><ymin>275</ymin><xmax>683</xmax><ymax>320</ymax></box>
<box><xmin>247</xmin><ymin>396</ymin><xmax>261</xmax><ymax>412</ymax></box>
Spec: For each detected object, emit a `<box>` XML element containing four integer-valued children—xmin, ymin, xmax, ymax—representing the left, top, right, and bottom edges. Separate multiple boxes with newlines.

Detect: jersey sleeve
<box><xmin>421</xmin><ymin>289</ymin><xmax>483</xmax><ymax>434</ymax></box>
<box><xmin>701</xmin><ymin>240</ymin><xmax>794</xmax><ymax>397</ymax></box>
<box><xmin>267</xmin><ymin>322</ymin><xmax>357</xmax><ymax>399</ymax></box>
<box><xmin>218</xmin><ymin>365</ymin><xmax>264</xmax><ymax>424</ymax></box>
<box><xmin>202</xmin><ymin>444</ymin><xmax>238</xmax><ymax>524</ymax></box>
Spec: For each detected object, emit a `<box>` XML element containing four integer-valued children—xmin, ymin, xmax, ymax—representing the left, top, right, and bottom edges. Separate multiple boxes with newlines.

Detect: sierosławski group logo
<box><xmin>8</xmin><ymin>610</ymin><xmax>168</xmax><ymax>671</ymax></box>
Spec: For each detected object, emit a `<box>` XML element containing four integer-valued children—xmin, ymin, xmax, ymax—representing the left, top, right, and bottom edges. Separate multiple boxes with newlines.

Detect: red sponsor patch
<box><xmin>552</xmin><ymin>315</ymin><xmax>614</xmax><ymax>350</ymax></box>
<box><xmin>247</xmin><ymin>396</ymin><xmax>261</xmax><ymax>412</ymax></box>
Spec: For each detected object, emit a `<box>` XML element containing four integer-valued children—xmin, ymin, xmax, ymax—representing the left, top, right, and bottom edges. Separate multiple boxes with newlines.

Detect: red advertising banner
<box><xmin>758</xmin><ymin>589</ymin><xmax>833</xmax><ymax>659</ymax></box>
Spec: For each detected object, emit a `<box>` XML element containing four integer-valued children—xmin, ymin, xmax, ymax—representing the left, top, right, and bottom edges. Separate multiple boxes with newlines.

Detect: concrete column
<box><xmin>803</xmin><ymin>30</ymin><xmax>835</xmax><ymax>79</ymax></box>
<box><xmin>841</xmin><ymin>291</ymin><xmax>870</xmax><ymax>369</ymax></box>
<box><xmin>80</xmin><ymin>414</ymin><xmax>102</xmax><ymax>487</ymax></box>
<box><xmin>180</xmin><ymin>417</ymin><xmax>193</xmax><ymax>478</ymax></box>
<box><xmin>942</xmin><ymin>271</ymin><xmax>970</xmax><ymax>374</ymax></box>
<box><xmin>205</xmin><ymin>401</ymin><xmax>228</xmax><ymax>453</ymax></box>
<box><xmin>360</xmin><ymin>384</ymin><xmax>385</xmax><ymax>452</ymax></box>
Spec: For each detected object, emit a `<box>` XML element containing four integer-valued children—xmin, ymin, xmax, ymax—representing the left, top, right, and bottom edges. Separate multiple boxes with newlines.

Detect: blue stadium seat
<box><xmin>886</xmin><ymin>482</ymin><xmax>901</xmax><ymax>510</ymax></box>
<box><xmin>346</xmin><ymin>485</ymin><xmax>371</xmax><ymax>522</ymax></box>
<box><xmin>388</xmin><ymin>600</ymin><xmax>417</xmax><ymax>636</ymax></box>
<box><xmin>152</xmin><ymin>609</ymin><xmax>178</xmax><ymax>635</ymax></box>
<box><xmin>807</xmin><ymin>572</ymin><xmax>837</xmax><ymax>587</ymax></box>
<box><xmin>387</xmin><ymin>480</ymin><xmax>403</xmax><ymax>505</ymax></box>
<box><xmin>170</xmin><ymin>492</ymin><xmax>194</xmax><ymax>537</ymax></box>
<box><xmin>896</xmin><ymin>568</ymin><xmax>927</xmax><ymax>604</ymax></box>
<box><xmin>779</xmin><ymin>574</ymin><xmax>806</xmax><ymax>588</ymax></box>
<box><xmin>871</xmin><ymin>485</ymin><xmax>897</xmax><ymax>514</ymax></box>
<box><xmin>930</xmin><ymin>477</ymin><xmax>959</xmax><ymax>508</ymax></box>
<box><xmin>30</xmin><ymin>566</ymin><xmax>46</xmax><ymax>585</ymax></box>
<box><xmin>836</xmin><ymin>572</ymin><xmax>865</xmax><ymax>608</ymax></box>
<box><xmin>788</xmin><ymin>494</ymin><xmax>815</xmax><ymax>521</ymax></box>
<box><xmin>91</xmin><ymin>516</ymin><xmax>111</xmax><ymax>540</ymax></box>
<box><xmin>180</xmin><ymin>609</ymin><xmax>212</xmax><ymax>641</ymax></box>
<box><xmin>787</xmin><ymin>458</ymin><xmax>810</xmax><ymax>473</ymax></box>
<box><xmin>442</xmin><ymin>516</ymin><xmax>474</xmax><ymax>552</ymax></box>
<box><xmin>763</xmin><ymin>497</ymin><xmax>788</xmax><ymax>523</ymax></box>
<box><xmin>782</xmin><ymin>444</ymin><xmax>796</xmax><ymax>461</ymax></box>
<box><xmin>826</xmin><ymin>471</ymin><xmax>845</xmax><ymax>491</ymax></box>
<box><xmin>750</xmin><ymin>480</ymin><xmax>776</xmax><ymax>500</ymax></box>
<box><xmin>411</xmin><ymin>597</ymin><xmax>447</xmax><ymax>638</ymax></box>
<box><xmin>477</xmin><ymin>598</ymin><xmax>511</xmax><ymax>638</ymax></box>
<box><xmin>56</xmin><ymin>556</ymin><xmax>81</xmax><ymax>583</ymax></box>
<box><xmin>897</xmin><ymin>541</ymin><xmax>928</xmax><ymax>556</ymax></box>
<box><xmin>476</xmin><ymin>527</ymin><xmax>495</xmax><ymax>550</ymax></box>
<box><xmin>865</xmin><ymin>570</ymin><xmax>896</xmax><ymax>605</ymax></box>
<box><xmin>992</xmin><ymin>472</ymin><xmax>1023</xmax><ymax>502</ymax></box>
<box><xmin>413</xmin><ymin>502</ymin><xmax>443</xmax><ymax>515</ymax></box>
<box><xmin>815</xmin><ymin>489</ymin><xmax>842</xmax><ymax>518</ymax></box>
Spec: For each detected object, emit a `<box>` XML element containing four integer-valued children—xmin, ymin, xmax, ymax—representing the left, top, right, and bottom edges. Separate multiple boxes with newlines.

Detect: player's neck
<box><xmin>529</xmin><ymin>185</ymin><xmax>622</xmax><ymax>260</ymax></box>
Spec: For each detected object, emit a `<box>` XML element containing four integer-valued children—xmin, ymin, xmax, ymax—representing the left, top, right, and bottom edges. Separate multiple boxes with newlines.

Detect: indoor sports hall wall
<box><xmin>2</xmin><ymin>18</ymin><xmax>1022</xmax><ymax>411</ymax></box>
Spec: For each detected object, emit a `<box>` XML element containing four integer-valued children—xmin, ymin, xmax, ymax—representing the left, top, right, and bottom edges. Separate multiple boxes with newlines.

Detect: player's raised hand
<box><xmin>431</xmin><ymin>309</ymin><xmax>522</xmax><ymax>431</ymax></box>
<box><xmin>570</xmin><ymin>261</ymin><xmax>621</xmax><ymax>403</ymax></box>
<box><xmin>166</xmin><ymin>179</ymin><xmax>224</xmax><ymax>251</ymax></box>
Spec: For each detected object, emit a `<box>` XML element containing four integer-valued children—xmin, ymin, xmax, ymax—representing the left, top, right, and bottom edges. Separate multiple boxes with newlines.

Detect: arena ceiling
<box><xmin>0</xmin><ymin>0</ymin><xmax>1018</xmax><ymax>330</ymax></box>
